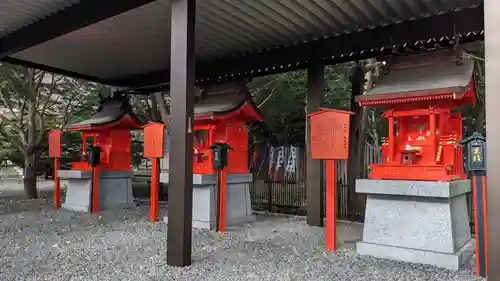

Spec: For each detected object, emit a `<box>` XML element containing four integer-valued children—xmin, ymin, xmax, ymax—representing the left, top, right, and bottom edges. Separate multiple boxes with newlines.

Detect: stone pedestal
<box><xmin>59</xmin><ymin>170</ymin><xmax>134</xmax><ymax>212</ymax></box>
<box><xmin>160</xmin><ymin>173</ymin><xmax>254</xmax><ymax>230</ymax></box>
<box><xmin>356</xmin><ymin>179</ymin><xmax>474</xmax><ymax>270</ymax></box>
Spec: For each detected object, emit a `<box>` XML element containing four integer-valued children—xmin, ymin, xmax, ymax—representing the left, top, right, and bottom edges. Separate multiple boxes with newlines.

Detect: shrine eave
<box><xmin>64</xmin><ymin>115</ymin><xmax>143</xmax><ymax>132</ymax></box>
<box><xmin>356</xmin><ymin>90</ymin><xmax>466</xmax><ymax>106</ymax></box>
<box><xmin>194</xmin><ymin>89</ymin><xmax>263</xmax><ymax>121</ymax></box>
<box><xmin>0</xmin><ymin>1</ymin><xmax>484</xmax><ymax>89</ymax></box>
<box><xmin>64</xmin><ymin>99</ymin><xmax>143</xmax><ymax>131</ymax></box>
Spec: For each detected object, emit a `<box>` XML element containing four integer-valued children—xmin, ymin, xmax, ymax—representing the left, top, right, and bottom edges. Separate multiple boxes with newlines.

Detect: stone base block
<box><xmin>60</xmin><ymin>170</ymin><xmax>134</xmax><ymax>212</ymax></box>
<box><xmin>356</xmin><ymin>179</ymin><xmax>472</xmax><ymax>270</ymax></box>
<box><xmin>161</xmin><ymin>173</ymin><xmax>255</xmax><ymax>230</ymax></box>
<box><xmin>357</xmin><ymin>239</ymin><xmax>475</xmax><ymax>270</ymax></box>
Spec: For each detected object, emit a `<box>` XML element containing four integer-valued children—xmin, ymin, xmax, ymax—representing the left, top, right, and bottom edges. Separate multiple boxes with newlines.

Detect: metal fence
<box><xmin>249</xmin><ymin>143</ymin><xmax>381</xmax><ymax>220</ymax></box>
<box><xmin>249</xmin><ymin>143</ymin><xmax>476</xmax><ymax>230</ymax></box>
<box><xmin>133</xmin><ymin>141</ymin><xmax>476</xmax><ymax>230</ymax></box>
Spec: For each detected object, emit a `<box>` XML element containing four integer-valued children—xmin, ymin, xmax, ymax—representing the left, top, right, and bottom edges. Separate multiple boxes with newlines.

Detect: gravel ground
<box><xmin>0</xmin><ymin>196</ymin><xmax>483</xmax><ymax>281</ymax></box>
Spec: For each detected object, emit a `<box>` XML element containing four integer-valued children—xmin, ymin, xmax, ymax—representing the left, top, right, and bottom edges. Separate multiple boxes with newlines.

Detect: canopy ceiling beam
<box><xmin>0</xmin><ymin>0</ymin><xmax>157</xmax><ymax>60</ymax></box>
<box><xmin>2</xmin><ymin>57</ymin><xmax>112</xmax><ymax>84</ymax></box>
<box><xmin>115</xmin><ymin>6</ymin><xmax>484</xmax><ymax>88</ymax></box>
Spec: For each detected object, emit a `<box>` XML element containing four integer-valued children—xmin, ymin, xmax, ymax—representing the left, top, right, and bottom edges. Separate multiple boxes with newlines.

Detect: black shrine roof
<box><xmin>356</xmin><ymin>50</ymin><xmax>476</xmax><ymax>104</ymax></box>
<box><xmin>194</xmin><ymin>83</ymin><xmax>262</xmax><ymax>119</ymax></box>
<box><xmin>64</xmin><ymin>98</ymin><xmax>143</xmax><ymax>131</ymax></box>
<box><xmin>195</xmin><ymin>91</ymin><xmax>247</xmax><ymax>116</ymax></box>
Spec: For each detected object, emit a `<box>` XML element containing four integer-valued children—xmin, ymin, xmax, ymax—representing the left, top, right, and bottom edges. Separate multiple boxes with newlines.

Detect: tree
<box><xmin>249</xmin><ymin>64</ymin><xmax>352</xmax><ymax>147</ymax></box>
<box><xmin>0</xmin><ymin>63</ymin><xmax>99</xmax><ymax>198</ymax></box>
<box><xmin>462</xmin><ymin>42</ymin><xmax>485</xmax><ymax>135</ymax></box>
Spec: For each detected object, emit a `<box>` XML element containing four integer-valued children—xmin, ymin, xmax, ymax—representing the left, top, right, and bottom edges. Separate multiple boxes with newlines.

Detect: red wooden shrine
<box><xmin>356</xmin><ymin>51</ymin><xmax>476</xmax><ymax>181</ymax></box>
<box><xmin>192</xmin><ymin>85</ymin><xmax>264</xmax><ymax>174</ymax></box>
<box><xmin>64</xmin><ymin>98</ymin><xmax>143</xmax><ymax>171</ymax></box>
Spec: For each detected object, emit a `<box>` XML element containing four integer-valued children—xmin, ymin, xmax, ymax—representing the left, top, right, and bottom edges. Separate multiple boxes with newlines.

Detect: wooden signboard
<box><xmin>48</xmin><ymin>129</ymin><xmax>62</xmax><ymax>158</ymax></box>
<box><xmin>143</xmin><ymin>122</ymin><xmax>165</xmax><ymax>159</ymax></box>
<box><xmin>308</xmin><ymin>108</ymin><xmax>353</xmax><ymax>160</ymax></box>
<box><xmin>307</xmin><ymin>108</ymin><xmax>354</xmax><ymax>252</ymax></box>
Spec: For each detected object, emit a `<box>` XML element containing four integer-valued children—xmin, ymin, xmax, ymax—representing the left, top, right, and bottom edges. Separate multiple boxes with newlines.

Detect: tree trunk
<box><xmin>23</xmin><ymin>154</ymin><xmax>38</xmax><ymax>199</ymax></box>
<box><xmin>154</xmin><ymin>92</ymin><xmax>171</xmax><ymax>126</ymax></box>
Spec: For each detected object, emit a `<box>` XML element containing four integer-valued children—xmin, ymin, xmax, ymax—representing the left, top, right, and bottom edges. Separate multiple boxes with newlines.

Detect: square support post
<box><xmin>166</xmin><ymin>0</ymin><xmax>196</xmax><ymax>267</ymax></box>
<box><xmin>485</xmin><ymin>1</ymin><xmax>499</xmax><ymax>279</ymax></box>
<box><xmin>306</xmin><ymin>52</ymin><xmax>325</xmax><ymax>227</ymax></box>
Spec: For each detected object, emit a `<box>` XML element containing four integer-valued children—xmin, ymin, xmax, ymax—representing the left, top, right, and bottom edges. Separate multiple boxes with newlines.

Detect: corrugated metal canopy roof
<box><xmin>0</xmin><ymin>0</ymin><xmax>80</xmax><ymax>37</ymax></box>
<box><xmin>0</xmin><ymin>0</ymin><xmax>484</xmax><ymax>88</ymax></box>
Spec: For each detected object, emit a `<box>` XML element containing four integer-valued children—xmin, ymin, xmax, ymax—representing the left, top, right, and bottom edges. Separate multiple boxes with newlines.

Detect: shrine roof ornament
<box><xmin>460</xmin><ymin>131</ymin><xmax>486</xmax><ymax>145</ymax></box>
<box><xmin>64</xmin><ymin>98</ymin><xmax>143</xmax><ymax>131</ymax></box>
<box><xmin>356</xmin><ymin>50</ymin><xmax>476</xmax><ymax>106</ymax></box>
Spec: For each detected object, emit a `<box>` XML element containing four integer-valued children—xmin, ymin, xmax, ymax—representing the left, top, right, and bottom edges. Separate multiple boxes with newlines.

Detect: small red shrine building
<box><xmin>356</xmin><ymin>50</ymin><xmax>476</xmax><ymax>181</ymax></box>
<box><xmin>55</xmin><ymin>97</ymin><xmax>143</xmax><ymax>213</ymax></box>
<box><xmin>192</xmin><ymin>85</ymin><xmax>264</xmax><ymax>174</ymax></box>
<box><xmin>65</xmin><ymin>98</ymin><xmax>143</xmax><ymax>170</ymax></box>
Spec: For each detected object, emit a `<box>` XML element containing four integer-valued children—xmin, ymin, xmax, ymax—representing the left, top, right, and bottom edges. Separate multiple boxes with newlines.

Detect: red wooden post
<box><xmin>150</xmin><ymin>157</ymin><xmax>160</xmax><ymax>222</ymax></box>
<box><xmin>91</xmin><ymin>166</ymin><xmax>100</xmax><ymax>213</ymax></box>
<box><xmin>325</xmin><ymin>159</ymin><xmax>337</xmax><ymax>251</ymax></box>
<box><xmin>429</xmin><ymin>113</ymin><xmax>437</xmax><ymax>163</ymax></box>
<box><xmin>218</xmin><ymin>168</ymin><xmax>227</xmax><ymax>232</ymax></box>
<box><xmin>54</xmin><ymin>158</ymin><xmax>61</xmax><ymax>209</ymax></box>
<box><xmin>482</xmin><ymin>175</ymin><xmax>489</xmax><ymax>276</ymax></box>
<box><xmin>388</xmin><ymin>116</ymin><xmax>395</xmax><ymax>163</ymax></box>
<box><xmin>473</xmin><ymin>175</ymin><xmax>480</xmax><ymax>275</ymax></box>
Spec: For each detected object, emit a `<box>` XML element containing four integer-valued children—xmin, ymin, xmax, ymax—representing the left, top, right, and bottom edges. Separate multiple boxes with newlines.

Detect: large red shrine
<box><xmin>356</xmin><ymin>50</ymin><xmax>476</xmax><ymax>181</ymax></box>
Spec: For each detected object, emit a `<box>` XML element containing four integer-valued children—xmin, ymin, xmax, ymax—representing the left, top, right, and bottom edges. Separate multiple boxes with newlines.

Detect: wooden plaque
<box><xmin>48</xmin><ymin>129</ymin><xmax>62</xmax><ymax>158</ymax></box>
<box><xmin>143</xmin><ymin>122</ymin><xmax>165</xmax><ymax>158</ymax></box>
<box><xmin>308</xmin><ymin>108</ymin><xmax>354</xmax><ymax>160</ymax></box>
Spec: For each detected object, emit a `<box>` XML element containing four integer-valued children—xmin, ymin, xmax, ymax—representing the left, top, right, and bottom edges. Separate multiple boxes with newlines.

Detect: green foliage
<box><xmin>0</xmin><ymin>63</ymin><xmax>102</xmax><ymax>169</ymax></box>
<box><xmin>462</xmin><ymin>43</ymin><xmax>485</xmax><ymax>136</ymax></box>
<box><xmin>249</xmin><ymin>64</ymin><xmax>352</xmax><ymax>146</ymax></box>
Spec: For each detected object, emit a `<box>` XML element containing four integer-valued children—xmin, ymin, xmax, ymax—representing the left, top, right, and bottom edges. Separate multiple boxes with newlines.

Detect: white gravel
<box><xmin>0</xmin><ymin>197</ymin><xmax>483</xmax><ymax>281</ymax></box>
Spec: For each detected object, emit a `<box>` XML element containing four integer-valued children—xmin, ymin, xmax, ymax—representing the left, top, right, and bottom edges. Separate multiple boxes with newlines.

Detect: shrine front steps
<box><xmin>355</xmin><ymin>179</ymin><xmax>473</xmax><ymax>271</ymax></box>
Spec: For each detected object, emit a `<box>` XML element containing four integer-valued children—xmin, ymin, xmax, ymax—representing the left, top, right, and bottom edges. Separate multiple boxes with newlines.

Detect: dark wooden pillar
<box><xmin>167</xmin><ymin>0</ymin><xmax>196</xmax><ymax>267</ymax></box>
<box><xmin>347</xmin><ymin>64</ymin><xmax>365</xmax><ymax>220</ymax></box>
<box><xmin>485</xmin><ymin>1</ymin><xmax>500</xmax><ymax>279</ymax></box>
<box><xmin>306</xmin><ymin>53</ymin><xmax>325</xmax><ymax>227</ymax></box>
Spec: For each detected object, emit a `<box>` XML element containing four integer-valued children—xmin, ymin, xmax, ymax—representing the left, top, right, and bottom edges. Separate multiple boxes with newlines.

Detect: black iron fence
<box><xmin>249</xmin><ymin>143</ymin><xmax>381</xmax><ymax>221</ymax></box>
<box><xmin>249</xmin><ymin>143</ymin><xmax>477</xmax><ymax>230</ymax></box>
<box><xmin>132</xmin><ymin>141</ymin><xmax>476</xmax><ymax>231</ymax></box>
